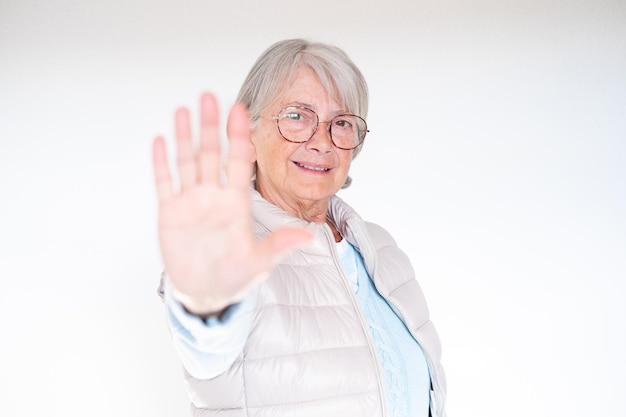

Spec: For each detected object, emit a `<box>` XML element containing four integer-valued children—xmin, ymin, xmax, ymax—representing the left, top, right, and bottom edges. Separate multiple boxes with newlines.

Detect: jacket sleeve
<box><xmin>160</xmin><ymin>275</ymin><xmax>255</xmax><ymax>379</ymax></box>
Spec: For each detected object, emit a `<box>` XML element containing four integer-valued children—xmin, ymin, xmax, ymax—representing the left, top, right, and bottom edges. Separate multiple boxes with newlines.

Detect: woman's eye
<box><xmin>334</xmin><ymin>118</ymin><xmax>353</xmax><ymax>129</ymax></box>
<box><xmin>283</xmin><ymin>109</ymin><xmax>315</xmax><ymax>122</ymax></box>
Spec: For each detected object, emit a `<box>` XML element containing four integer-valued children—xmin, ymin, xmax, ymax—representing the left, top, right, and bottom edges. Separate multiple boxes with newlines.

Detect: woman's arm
<box><xmin>160</xmin><ymin>275</ymin><xmax>256</xmax><ymax>379</ymax></box>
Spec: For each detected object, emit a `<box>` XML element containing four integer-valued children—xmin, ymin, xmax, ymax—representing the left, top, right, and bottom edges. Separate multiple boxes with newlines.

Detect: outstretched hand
<box><xmin>152</xmin><ymin>93</ymin><xmax>312</xmax><ymax>316</ymax></box>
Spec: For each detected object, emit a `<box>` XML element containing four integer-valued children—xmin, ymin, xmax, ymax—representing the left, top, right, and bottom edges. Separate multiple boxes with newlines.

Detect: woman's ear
<box><xmin>249</xmin><ymin>131</ymin><xmax>258</xmax><ymax>163</ymax></box>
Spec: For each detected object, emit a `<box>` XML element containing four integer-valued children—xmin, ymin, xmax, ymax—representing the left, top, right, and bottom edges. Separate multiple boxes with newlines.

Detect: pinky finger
<box><xmin>153</xmin><ymin>136</ymin><xmax>174</xmax><ymax>203</ymax></box>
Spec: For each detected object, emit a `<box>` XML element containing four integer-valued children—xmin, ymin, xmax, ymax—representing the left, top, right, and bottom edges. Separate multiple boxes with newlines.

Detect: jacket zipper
<box><xmin>323</xmin><ymin>223</ymin><xmax>389</xmax><ymax>417</ymax></box>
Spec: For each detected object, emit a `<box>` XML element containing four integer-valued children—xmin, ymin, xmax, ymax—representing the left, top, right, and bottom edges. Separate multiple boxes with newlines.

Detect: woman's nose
<box><xmin>306</xmin><ymin>121</ymin><xmax>334</xmax><ymax>151</ymax></box>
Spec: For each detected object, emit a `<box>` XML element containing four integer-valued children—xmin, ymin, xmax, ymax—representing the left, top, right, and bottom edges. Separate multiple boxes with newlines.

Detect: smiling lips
<box><xmin>294</xmin><ymin>161</ymin><xmax>331</xmax><ymax>172</ymax></box>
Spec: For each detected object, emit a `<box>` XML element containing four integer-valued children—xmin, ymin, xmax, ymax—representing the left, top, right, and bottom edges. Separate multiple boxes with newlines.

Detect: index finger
<box><xmin>225</xmin><ymin>103</ymin><xmax>254</xmax><ymax>188</ymax></box>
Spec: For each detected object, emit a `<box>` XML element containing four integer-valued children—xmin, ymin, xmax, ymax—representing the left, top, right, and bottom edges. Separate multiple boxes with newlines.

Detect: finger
<box><xmin>152</xmin><ymin>136</ymin><xmax>174</xmax><ymax>203</ymax></box>
<box><xmin>198</xmin><ymin>92</ymin><xmax>222</xmax><ymax>184</ymax></box>
<box><xmin>175</xmin><ymin>107</ymin><xmax>197</xmax><ymax>191</ymax></box>
<box><xmin>226</xmin><ymin>103</ymin><xmax>254</xmax><ymax>188</ymax></box>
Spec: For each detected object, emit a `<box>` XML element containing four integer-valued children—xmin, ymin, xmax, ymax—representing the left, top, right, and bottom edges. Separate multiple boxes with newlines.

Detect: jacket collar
<box><xmin>250</xmin><ymin>185</ymin><xmax>377</xmax><ymax>277</ymax></box>
<box><xmin>250</xmin><ymin>185</ymin><xmax>362</xmax><ymax>233</ymax></box>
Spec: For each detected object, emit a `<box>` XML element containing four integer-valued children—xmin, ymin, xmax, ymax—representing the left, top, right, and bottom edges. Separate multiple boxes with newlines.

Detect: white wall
<box><xmin>1</xmin><ymin>0</ymin><xmax>624</xmax><ymax>416</ymax></box>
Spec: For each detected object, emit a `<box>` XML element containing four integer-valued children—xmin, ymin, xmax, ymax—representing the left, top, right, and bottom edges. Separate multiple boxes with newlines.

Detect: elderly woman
<box><xmin>153</xmin><ymin>39</ymin><xmax>447</xmax><ymax>417</ymax></box>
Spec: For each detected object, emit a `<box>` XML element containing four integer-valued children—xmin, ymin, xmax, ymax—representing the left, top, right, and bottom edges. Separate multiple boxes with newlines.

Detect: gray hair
<box><xmin>236</xmin><ymin>39</ymin><xmax>369</xmax><ymax>164</ymax></box>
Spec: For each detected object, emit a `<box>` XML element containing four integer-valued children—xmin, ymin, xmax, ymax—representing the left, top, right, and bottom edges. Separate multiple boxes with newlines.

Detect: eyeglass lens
<box><xmin>276</xmin><ymin>107</ymin><xmax>366</xmax><ymax>150</ymax></box>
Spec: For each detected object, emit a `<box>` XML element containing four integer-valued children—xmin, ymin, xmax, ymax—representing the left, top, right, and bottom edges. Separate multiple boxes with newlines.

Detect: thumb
<box><xmin>258</xmin><ymin>227</ymin><xmax>314</xmax><ymax>267</ymax></box>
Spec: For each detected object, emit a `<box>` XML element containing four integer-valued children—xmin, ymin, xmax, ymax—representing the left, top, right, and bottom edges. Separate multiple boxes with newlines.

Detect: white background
<box><xmin>1</xmin><ymin>0</ymin><xmax>625</xmax><ymax>416</ymax></box>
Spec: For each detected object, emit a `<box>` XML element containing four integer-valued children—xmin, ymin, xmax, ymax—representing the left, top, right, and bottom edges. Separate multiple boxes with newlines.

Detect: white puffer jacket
<box><xmin>181</xmin><ymin>190</ymin><xmax>447</xmax><ymax>417</ymax></box>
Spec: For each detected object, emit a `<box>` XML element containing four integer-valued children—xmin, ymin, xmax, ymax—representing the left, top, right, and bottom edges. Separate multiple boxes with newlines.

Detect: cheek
<box><xmin>252</xmin><ymin>133</ymin><xmax>290</xmax><ymax>170</ymax></box>
<box><xmin>339</xmin><ymin>153</ymin><xmax>353</xmax><ymax>172</ymax></box>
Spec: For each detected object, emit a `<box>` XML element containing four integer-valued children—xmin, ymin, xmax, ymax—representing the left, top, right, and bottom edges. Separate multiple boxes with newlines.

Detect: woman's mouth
<box><xmin>294</xmin><ymin>161</ymin><xmax>330</xmax><ymax>172</ymax></box>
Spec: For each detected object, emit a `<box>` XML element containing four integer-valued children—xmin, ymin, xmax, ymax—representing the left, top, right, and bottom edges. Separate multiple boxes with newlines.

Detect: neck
<box><xmin>255</xmin><ymin>183</ymin><xmax>330</xmax><ymax>224</ymax></box>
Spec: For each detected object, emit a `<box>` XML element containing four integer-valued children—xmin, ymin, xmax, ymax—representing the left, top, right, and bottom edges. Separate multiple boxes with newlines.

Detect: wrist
<box><xmin>165</xmin><ymin>277</ymin><xmax>230</xmax><ymax>320</ymax></box>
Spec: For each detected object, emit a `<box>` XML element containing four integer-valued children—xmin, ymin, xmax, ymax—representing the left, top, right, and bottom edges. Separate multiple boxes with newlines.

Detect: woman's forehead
<box><xmin>273</xmin><ymin>68</ymin><xmax>344</xmax><ymax>111</ymax></box>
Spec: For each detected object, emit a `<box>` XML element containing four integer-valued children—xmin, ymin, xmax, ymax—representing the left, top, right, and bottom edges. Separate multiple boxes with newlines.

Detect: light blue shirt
<box><xmin>337</xmin><ymin>238</ymin><xmax>431</xmax><ymax>417</ymax></box>
<box><xmin>164</xmin><ymin>239</ymin><xmax>430</xmax><ymax>416</ymax></box>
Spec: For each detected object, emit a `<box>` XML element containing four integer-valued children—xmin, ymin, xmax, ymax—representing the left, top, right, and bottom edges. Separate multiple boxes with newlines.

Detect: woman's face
<box><xmin>250</xmin><ymin>66</ymin><xmax>353</xmax><ymax>219</ymax></box>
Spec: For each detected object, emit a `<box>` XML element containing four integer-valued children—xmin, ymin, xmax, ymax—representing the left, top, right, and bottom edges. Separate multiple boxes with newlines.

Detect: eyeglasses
<box><xmin>273</xmin><ymin>106</ymin><xmax>369</xmax><ymax>150</ymax></box>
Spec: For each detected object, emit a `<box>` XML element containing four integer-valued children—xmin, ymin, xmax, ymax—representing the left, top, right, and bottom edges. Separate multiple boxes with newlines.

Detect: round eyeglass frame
<box><xmin>272</xmin><ymin>106</ymin><xmax>369</xmax><ymax>150</ymax></box>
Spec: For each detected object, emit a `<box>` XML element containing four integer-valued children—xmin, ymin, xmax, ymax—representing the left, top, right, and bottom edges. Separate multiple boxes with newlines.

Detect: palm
<box><xmin>152</xmin><ymin>93</ymin><xmax>311</xmax><ymax>315</ymax></box>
